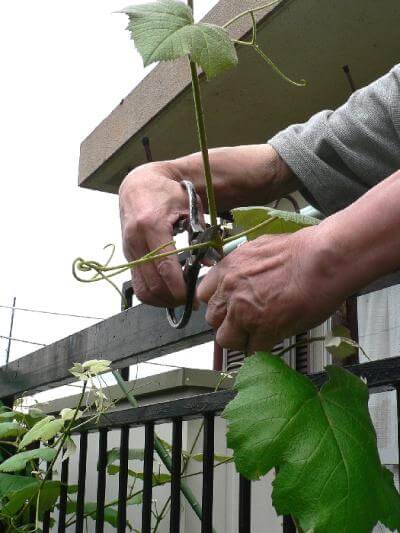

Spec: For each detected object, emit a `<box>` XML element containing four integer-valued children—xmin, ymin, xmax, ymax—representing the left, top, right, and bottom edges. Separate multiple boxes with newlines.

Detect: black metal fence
<box><xmin>51</xmin><ymin>356</ymin><xmax>400</xmax><ymax>532</ymax></box>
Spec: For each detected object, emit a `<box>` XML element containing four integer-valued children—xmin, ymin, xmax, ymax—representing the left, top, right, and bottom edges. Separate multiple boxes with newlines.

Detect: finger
<box><xmin>146</xmin><ymin>227</ymin><xmax>187</xmax><ymax>305</ymax></box>
<box><xmin>131</xmin><ymin>270</ymin><xmax>170</xmax><ymax>308</ymax></box>
<box><xmin>131</xmin><ymin>225</ymin><xmax>180</xmax><ymax>307</ymax></box>
<box><xmin>197</xmin><ymin>264</ymin><xmax>221</xmax><ymax>303</ymax></box>
<box><xmin>205</xmin><ymin>289</ymin><xmax>228</xmax><ymax>329</ymax></box>
<box><xmin>216</xmin><ymin>315</ymin><xmax>249</xmax><ymax>351</ymax></box>
<box><xmin>196</xmin><ymin>193</ymin><xmax>206</xmax><ymax>227</ymax></box>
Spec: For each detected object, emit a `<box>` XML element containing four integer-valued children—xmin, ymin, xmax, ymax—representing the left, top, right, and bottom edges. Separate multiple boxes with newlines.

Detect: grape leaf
<box><xmin>120</xmin><ymin>0</ymin><xmax>238</xmax><ymax>79</ymax></box>
<box><xmin>2</xmin><ymin>480</ymin><xmax>60</xmax><ymax>517</ymax></box>
<box><xmin>223</xmin><ymin>353</ymin><xmax>400</xmax><ymax>532</ymax></box>
<box><xmin>0</xmin><ymin>410</ymin><xmax>26</xmax><ymax>424</ymax></box>
<box><xmin>0</xmin><ymin>411</ymin><xmax>17</xmax><ymax>422</ymax></box>
<box><xmin>0</xmin><ymin>448</ymin><xmax>57</xmax><ymax>473</ymax></box>
<box><xmin>0</xmin><ymin>422</ymin><xmax>26</xmax><ymax>439</ymax></box>
<box><xmin>106</xmin><ymin>447</ymin><xmax>145</xmax><ymax>466</ymax></box>
<box><xmin>0</xmin><ymin>473</ymin><xmax>38</xmax><ymax>499</ymax></box>
<box><xmin>19</xmin><ymin>416</ymin><xmax>64</xmax><ymax>449</ymax></box>
<box><xmin>232</xmin><ymin>206</ymin><xmax>319</xmax><ymax>240</ymax></box>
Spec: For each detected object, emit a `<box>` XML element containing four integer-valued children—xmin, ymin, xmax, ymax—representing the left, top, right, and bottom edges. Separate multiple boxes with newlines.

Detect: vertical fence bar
<box><xmin>396</xmin><ymin>386</ymin><xmax>400</xmax><ymax>470</ymax></box>
<box><xmin>117</xmin><ymin>426</ymin><xmax>130</xmax><ymax>533</ymax></box>
<box><xmin>142</xmin><ymin>423</ymin><xmax>155</xmax><ymax>533</ymax></box>
<box><xmin>170</xmin><ymin>418</ymin><xmax>183</xmax><ymax>533</ymax></box>
<box><xmin>75</xmin><ymin>432</ymin><xmax>88</xmax><ymax>533</ymax></box>
<box><xmin>201</xmin><ymin>414</ymin><xmax>215</xmax><ymax>533</ymax></box>
<box><xmin>283</xmin><ymin>515</ymin><xmax>297</xmax><ymax>533</ymax></box>
<box><xmin>96</xmin><ymin>429</ymin><xmax>108</xmax><ymax>533</ymax></box>
<box><xmin>238</xmin><ymin>475</ymin><xmax>251</xmax><ymax>533</ymax></box>
<box><xmin>58</xmin><ymin>458</ymin><xmax>69</xmax><ymax>533</ymax></box>
<box><xmin>120</xmin><ymin>367</ymin><xmax>130</xmax><ymax>381</ymax></box>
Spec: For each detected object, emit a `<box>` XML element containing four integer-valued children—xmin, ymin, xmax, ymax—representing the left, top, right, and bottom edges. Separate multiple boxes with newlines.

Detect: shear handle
<box><xmin>166</xmin><ymin>181</ymin><xmax>205</xmax><ymax>329</ymax></box>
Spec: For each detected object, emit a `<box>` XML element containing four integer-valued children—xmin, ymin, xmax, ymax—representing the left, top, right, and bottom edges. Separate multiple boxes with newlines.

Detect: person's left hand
<box><xmin>197</xmin><ymin>226</ymin><xmax>344</xmax><ymax>352</ymax></box>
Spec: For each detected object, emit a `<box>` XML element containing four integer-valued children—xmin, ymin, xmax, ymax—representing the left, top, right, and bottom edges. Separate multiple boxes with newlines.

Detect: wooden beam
<box><xmin>0</xmin><ymin>303</ymin><xmax>213</xmax><ymax>399</ymax></box>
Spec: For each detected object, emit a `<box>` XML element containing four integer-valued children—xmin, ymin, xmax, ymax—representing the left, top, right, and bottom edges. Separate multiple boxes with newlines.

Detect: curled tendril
<box><xmin>72</xmin><ymin>218</ymin><xmax>278</xmax><ymax>305</ymax></box>
<box><xmin>228</xmin><ymin>2</ymin><xmax>306</xmax><ymax>88</ymax></box>
<box><xmin>72</xmin><ymin>239</ymin><xmax>181</xmax><ymax>307</ymax></box>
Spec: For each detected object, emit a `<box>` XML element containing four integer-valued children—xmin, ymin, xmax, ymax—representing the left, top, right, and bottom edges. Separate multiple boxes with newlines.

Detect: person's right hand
<box><xmin>119</xmin><ymin>162</ymin><xmax>200</xmax><ymax>307</ymax></box>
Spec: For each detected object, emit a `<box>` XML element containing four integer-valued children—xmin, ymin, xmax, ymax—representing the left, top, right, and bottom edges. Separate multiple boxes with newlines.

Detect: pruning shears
<box><xmin>166</xmin><ymin>180</ymin><xmax>221</xmax><ymax>329</ymax></box>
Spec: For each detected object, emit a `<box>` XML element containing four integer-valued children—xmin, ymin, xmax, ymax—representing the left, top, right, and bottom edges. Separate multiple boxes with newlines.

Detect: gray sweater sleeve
<box><xmin>268</xmin><ymin>65</ymin><xmax>400</xmax><ymax>215</ymax></box>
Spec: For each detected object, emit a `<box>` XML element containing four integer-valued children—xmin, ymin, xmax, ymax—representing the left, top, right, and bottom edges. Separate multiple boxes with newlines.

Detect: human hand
<box><xmin>119</xmin><ymin>162</ymin><xmax>204</xmax><ymax>307</ymax></box>
<box><xmin>197</xmin><ymin>227</ymin><xmax>343</xmax><ymax>352</ymax></box>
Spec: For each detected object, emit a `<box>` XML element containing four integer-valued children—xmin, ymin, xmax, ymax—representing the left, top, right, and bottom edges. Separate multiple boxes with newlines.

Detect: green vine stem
<box><xmin>277</xmin><ymin>336</ymin><xmax>325</xmax><ymax>358</ymax></box>
<box><xmin>229</xmin><ymin>3</ymin><xmax>306</xmax><ymax>88</ymax></box>
<box><xmin>189</xmin><ymin>59</ymin><xmax>219</xmax><ymax>231</ymax></box>
<box><xmin>113</xmin><ymin>370</ymin><xmax>216</xmax><ymax>531</ymax></box>
<box><xmin>222</xmin><ymin>0</ymin><xmax>281</xmax><ymax>29</ymax></box>
<box><xmin>186</xmin><ymin>0</ymin><xmax>219</xmax><ymax>233</ymax></box>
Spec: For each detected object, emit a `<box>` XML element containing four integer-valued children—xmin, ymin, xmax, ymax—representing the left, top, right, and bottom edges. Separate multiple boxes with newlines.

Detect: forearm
<box><xmin>269</xmin><ymin>66</ymin><xmax>400</xmax><ymax>216</ymax></box>
<box><xmin>167</xmin><ymin>144</ymin><xmax>298</xmax><ymax>211</ymax></box>
<box><xmin>124</xmin><ymin>144</ymin><xmax>298</xmax><ymax>213</ymax></box>
<box><xmin>317</xmin><ymin>170</ymin><xmax>400</xmax><ymax>296</ymax></box>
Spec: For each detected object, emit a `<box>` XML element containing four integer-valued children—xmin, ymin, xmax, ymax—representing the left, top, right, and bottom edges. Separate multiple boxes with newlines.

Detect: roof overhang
<box><xmin>79</xmin><ymin>0</ymin><xmax>400</xmax><ymax>193</ymax></box>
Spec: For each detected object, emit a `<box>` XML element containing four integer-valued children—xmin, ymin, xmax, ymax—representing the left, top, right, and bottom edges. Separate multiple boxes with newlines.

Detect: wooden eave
<box><xmin>79</xmin><ymin>0</ymin><xmax>400</xmax><ymax>193</ymax></box>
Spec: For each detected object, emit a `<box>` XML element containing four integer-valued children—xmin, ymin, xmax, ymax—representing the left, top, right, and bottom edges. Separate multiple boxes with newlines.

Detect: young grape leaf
<box><xmin>0</xmin><ymin>422</ymin><xmax>26</xmax><ymax>439</ymax></box>
<box><xmin>23</xmin><ymin>407</ymin><xmax>47</xmax><ymax>428</ymax></box>
<box><xmin>232</xmin><ymin>206</ymin><xmax>319</xmax><ymax>240</ymax></box>
<box><xmin>324</xmin><ymin>325</ymin><xmax>359</xmax><ymax>360</ymax></box>
<box><xmin>19</xmin><ymin>416</ymin><xmax>64</xmax><ymax>449</ymax></box>
<box><xmin>70</xmin><ymin>359</ymin><xmax>111</xmax><ymax>379</ymax></box>
<box><xmin>106</xmin><ymin>447</ymin><xmax>145</xmax><ymax>467</ymax></box>
<box><xmin>63</xmin><ymin>437</ymin><xmax>77</xmax><ymax>462</ymax></box>
<box><xmin>0</xmin><ymin>411</ymin><xmax>17</xmax><ymax>422</ymax></box>
<box><xmin>27</xmin><ymin>407</ymin><xmax>47</xmax><ymax>419</ymax></box>
<box><xmin>120</xmin><ymin>0</ymin><xmax>238</xmax><ymax>79</ymax></box>
<box><xmin>223</xmin><ymin>353</ymin><xmax>400</xmax><ymax>532</ymax></box>
<box><xmin>60</xmin><ymin>408</ymin><xmax>83</xmax><ymax>421</ymax></box>
<box><xmin>0</xmin><ymin>448</ymin><xmax>57</xmax><ymax>473</ymax></box>
<box><xmin>2</xmin><ymin>480</ymin><xmax>60</xmax><ymax>517</ymax></box>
